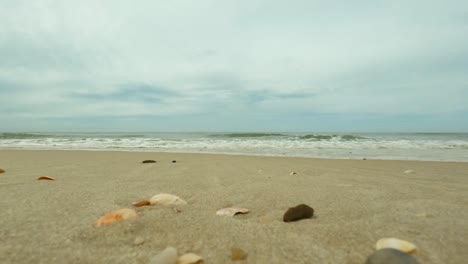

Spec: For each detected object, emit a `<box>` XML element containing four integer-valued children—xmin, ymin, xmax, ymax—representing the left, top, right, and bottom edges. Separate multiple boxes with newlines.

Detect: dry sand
<box><xmin>0</xmin><ymin>150</ymin><xmax>467</xmax><ymax>264</ymax></box>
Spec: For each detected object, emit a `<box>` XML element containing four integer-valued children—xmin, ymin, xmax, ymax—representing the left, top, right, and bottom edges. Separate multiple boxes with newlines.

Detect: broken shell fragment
<box><xmin>403</xmin><ymin>170</ymin><xmax>415</xmax><ymax>174</ymax></box>
<box><xmin>96</xmin><ymin>208</ymin><xmax>137</xmax><ymax>227</ymax></box>
<box><xmin>216</xmin><ymin>208</ymin><xmax>249</xmax><ymax>217</ymax></box>
<box><xmin>150</xmin><ymin>247</ymin><xmax>178</xmax><ymax>264</ymax></box>
<box><xmin>132</xmin><ymin>200</ymin><xmax>151</xmax><ymax>207</ymax></box>
<box><xmin>37</xmin><ymin>176</ymin><xmax>56</xmax><ymax>180</ymax></box>
<box><xmin>177</xmin><ymin>253</ymin><xmax>203</xmax><ymax>264</ymax></box>
<box><xmin>133</xmin><ymin>193</ymin><xmax>187</xmax><ymax>207</ymax></box>
<box><xmin>376</xmin><ymin>238</ymin><xmax>417</xmax><ymax>254</ymax></box>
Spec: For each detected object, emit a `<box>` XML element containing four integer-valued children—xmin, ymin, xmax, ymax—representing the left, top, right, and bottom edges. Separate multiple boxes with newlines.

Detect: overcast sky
<box><xmin>1</xmin><ymin>0</ymin><xmax>467</xmax><ymax>132</ymax></box>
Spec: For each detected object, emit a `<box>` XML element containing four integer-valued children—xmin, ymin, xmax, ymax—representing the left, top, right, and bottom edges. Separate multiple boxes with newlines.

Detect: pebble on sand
<box><xmin>290</xmin><ymin>171</ymin><xmax>297</xmax><ymax>175</ymax></box>
<box><xmin>37</xmin><ymin>176</ymin><xmax>56</xmax><ymax>180</ymax></box>
<box><xmin>0</xmin><ymin>168</ymin><xmax>5</xmax><ymax>173</ymax></box>
<box><xmin>216</xmin><ymin>207</ymin><xmax>249</xmax><ymax>217</ymax></box>
<box><xmin>142</xmin><ymin>160</ymin><xmax>157</xmax><ymax>163</ymax></box>
<box><xmin>376</xmin><ymin>238</ymin><xmax>417</xmax><ymax>254</ymax></box>
<box><xmin>403</xmin><ymin>170</ymin><xmax>415</xmax><ymax>174</ymax></box>
<box><xmin>177</xmin><ymin>253</ymin><xmax>203</xmax><ymax>264</ymax></box>
<box><xmin>133</xmin><ymin>193</ymin><xmax>187</xmax><ymax>207</ymax></box>
<box><xmin>365</xmin><ymin>248</ymin><xmax>420</xmax><ymax>264</ymax></box>
<box><xmin>150</xmin><ymin>247</ymin><xmax>178</xmax><ymax>264</ymax></box>
<box><xmin>133</xmin><ymin>236</ymin><xmax>145</xmax><ymax>246</ymax></box>
<box><xmin>283</xmin><ymin>204</ymin><xmax>314</xmax><ymax>222</ymax></box>
<box><xmin>96</xmin><ymin>208</ymin><xmax>138</xmax><ymax>227</ymax></box>
<box><xmin>231</xmin><ymin>248</ymin><xmax>248</xmax><ymax>261</ymax></box>
<box><xmin>172</xmin><ymin>160</ymin><xmax>177</xmax><ymax>163</ymax></box>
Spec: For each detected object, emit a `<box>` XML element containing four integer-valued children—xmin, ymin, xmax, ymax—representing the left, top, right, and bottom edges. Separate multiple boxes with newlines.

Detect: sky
<box><xmin>1</xmin><ymin>0</ymin><xmax>467</xmax><ymax>132</ymax></box>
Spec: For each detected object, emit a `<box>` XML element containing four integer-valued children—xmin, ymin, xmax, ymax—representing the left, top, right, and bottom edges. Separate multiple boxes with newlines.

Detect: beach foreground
<box><xmin>0</xmin><ymin>150</ymin><xmax>467</xmax><ymax>263</ymax></box>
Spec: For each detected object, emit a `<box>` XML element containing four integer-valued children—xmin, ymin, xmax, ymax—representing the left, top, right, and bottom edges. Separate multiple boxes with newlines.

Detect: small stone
<box><xmin>231</xmin><ymin>248</ymin><xmax>248</xmax><ymax>261</ymax></box>
<box><xmin>133</xmin><ymin>236</ymin><xmax>145</xmax><ymax>246</ymax></box>
<box><xmin>0</xmin><ymin>168</ymin><xmax>5</xmax><ymax>173</ymax></box>
<box><xmin>283</xmin><ymin>204</ymin><xmax>314</xmax><ymax>222</ymax></box>
<box><xmin>142</xmin><ymin>160</ymin><xmax>157</xmax><ymax>163</ymax></box>
<box><xmin>150</xmin><ymin>247</ymin><xmax>178</xmax><ymax>264</ymax></box>
<box><xmin>177</xmin><ymin>253</ymin><xmax>203</xmax><ymax>264</ymax></box>
<box><xmin>363</xmin><ymin>158</ymin><xmax>367</xmax><ymax>160</ymax></box>
<box><xmin>376</xmin><ymin>238</ymin><xmax>417</xmax><ymax>253</ymax></box>
<box><xmin>172</xmin><ymin>160</ymin><xmax>177</xmax><ymax>163</ymax></box>
<box><xmin>290</xmin><ymin>171</ymin><xmax>297</xmax><ymax>175</ymax></box>
<box><xmin>365</xmin><ymin>248</ymin><xmax>420</xmax><ymax>264</ymax></box>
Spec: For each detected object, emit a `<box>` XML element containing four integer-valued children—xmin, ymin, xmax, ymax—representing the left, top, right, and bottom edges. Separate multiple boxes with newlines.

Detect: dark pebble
<box><xmin>0</xmin><ymin>168</ymin><xmax>5</xmax><ymax>173</ymax></box>
<box><xmin>283</xmin><ymin>204</ymin><xmax>314</xmax><ymax>222</ymax></box>
<box><xmin>172</xmin><ymin>160</ymin><xmax>177</xmax><ymax>163</ymax></box>
<box><xmin>142</xmin><ymin>160</ymin><xmax>156</xmax><ymax>163</ymax></box>
<box><xmin>365</xmin><ymin>249</ymin><xmax>420</xmax><ymax>264</ymax></box>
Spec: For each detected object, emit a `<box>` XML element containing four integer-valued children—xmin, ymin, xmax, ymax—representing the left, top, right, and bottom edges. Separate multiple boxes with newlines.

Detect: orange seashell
<box><xmin>37</xmin><ymin>176</ymin><xmax>56</xmax><ymax>180</ymax></box>
<box><xmin>0</xmin><ymin>168</ymin><xmax>5</xmax><ymax>173</ymax></box>
<box><xmin>96</xmin><ymin>208</ymin><xmax>137</xmax><ymax>227</ymax></box>
<box><xmin>132</xmin><ymin>200</ymin><xmax>151</xmax><ymax>207</ymax></box>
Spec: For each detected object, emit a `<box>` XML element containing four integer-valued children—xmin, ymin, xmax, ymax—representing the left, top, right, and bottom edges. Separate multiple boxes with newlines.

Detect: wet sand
<box><xmin>0</xmin><ymin>150</ymin><xmax>467</xmax><ymax>263</ymax></box>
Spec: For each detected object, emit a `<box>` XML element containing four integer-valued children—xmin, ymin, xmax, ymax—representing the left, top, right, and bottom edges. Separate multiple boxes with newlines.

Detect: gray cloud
<box><xmin>0</xmin><ymin>0</ymin><xmax>467</xmax><ymax>131</ymax></box>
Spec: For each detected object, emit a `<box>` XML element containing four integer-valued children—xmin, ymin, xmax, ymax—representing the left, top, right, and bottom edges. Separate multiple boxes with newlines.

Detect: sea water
<box><xmin>1</xmin><ymin>132</ymin><xmax>467</xmax><ymax>161</ymax></box>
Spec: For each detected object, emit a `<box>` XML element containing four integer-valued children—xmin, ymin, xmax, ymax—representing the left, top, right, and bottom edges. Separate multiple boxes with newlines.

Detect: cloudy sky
<box><xmin>1</xmin><ymin>0</ymin><xmax>467</xmax><ymax>132</ymax></box>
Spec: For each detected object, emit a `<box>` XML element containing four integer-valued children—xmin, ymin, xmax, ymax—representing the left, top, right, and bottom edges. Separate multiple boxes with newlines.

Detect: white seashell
<box><xmin>150</xmin><ymin>247</ymin><xmax>178</xmax><ymax>264</ymax></box>
<box><xmin>150</xmin><ymin>194</ymin><xmax>187</xmax><ymax>206</ymax></box>
<box><xmin>376</xmin><ymin>238</ymin><xmax>417</xmax><ymax>253</ymax></box>
<box><xmin>216</xmin><ymin>207</ymin><xmax>249</xmax><ymax>217</ymax></box>
<box><xmin>403</xmin><ymin>170</ymin><xmax>415</xmax><ymax>174</ymax></box>
<box><xmin>177</xmin><ymin>253</ymin><xmax>203</xmax><ymax>264</ymax></box>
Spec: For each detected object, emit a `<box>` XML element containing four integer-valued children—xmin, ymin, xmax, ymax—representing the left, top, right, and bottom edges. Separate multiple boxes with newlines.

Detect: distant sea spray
<box><xmin>1</xmin><ymin>132</ymin><xmax>468</xmax><ymax>161</ymax></box>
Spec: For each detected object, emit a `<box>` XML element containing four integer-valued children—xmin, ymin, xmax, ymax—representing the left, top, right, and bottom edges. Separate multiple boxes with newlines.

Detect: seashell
<box><xmin>376</xmin><ymin>238</ymin><xmax>417</xmax><ymax>254</ymax></box>
<box><xmin>133</xmin><ymin>193</ymin><xmax>187</xmax><ymax>207</ymax></box>
<box><xmin>177</xmin><ymin>253</ymin><xmax>203</xmax><ymax>264</ymax></box>
<box><xmin>37</xmin><ymin>176</ymin><xmax>56</xmax><ymax>180</ymax></box>
<box><xmin>403</xmin><ymin>170</ymin><xmax>415</xmax><ymax>174</ymax></box>
<box><xmin>366</xmin><ymin>248</ymin><xmax>420</xmax><ymax>264</ymax></box>
<box><xmin>150</xmin><ymin>247</ymin><xmax>178</xmax><ymax>264</ymax></box>
<box><xmin>283</xmin><ymin>204</ymin><xmax>314</xmax><ymax>222</ymax></box>
<box><xmin>231</xmin><ymin>248</ymin><xmax>248</xmax><ymax>261</ymax></box>
<box><xmin>216</xmin><ymin>207</ymin><xmax>249</xmax><ymax>217</ymax></box>
<box><xmin>96</xmin><ymin>208</ymin><xmax>137</xmax><ymax>227</ymax></box>
<box><xmin>142</xmin><ymin>160</ymin><xmax>157</xmax><ymax>163</ymax></box>
<box><xmin>0</xmin><ymin>168</ymin><xmax>5</xmax><ymax>173</ymax></box>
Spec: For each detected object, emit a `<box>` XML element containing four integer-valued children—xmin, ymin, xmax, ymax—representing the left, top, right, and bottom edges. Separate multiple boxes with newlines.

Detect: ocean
<box><xmin>1</xmin><ymin>132</ymin><xmax>468</xmax><ymax>161</ymax></box>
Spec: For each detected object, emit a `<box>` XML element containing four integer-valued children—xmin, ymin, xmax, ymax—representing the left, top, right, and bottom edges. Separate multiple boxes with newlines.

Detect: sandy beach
<box><xmin>0</xmin><ymin>150</ymin><xmax>467</xmax><ymax>263</ymax></box>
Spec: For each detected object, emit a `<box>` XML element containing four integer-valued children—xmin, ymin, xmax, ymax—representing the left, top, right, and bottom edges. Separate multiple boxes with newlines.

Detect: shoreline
<box><xmin>1</xmin><ymin>149</ymin><xmax>468</xmax><ymax>263</ymax></box>
<box><xmin>1</xmin><ymin>148</ymin><xmax>467</xmax><ymax>163</ymax></box>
